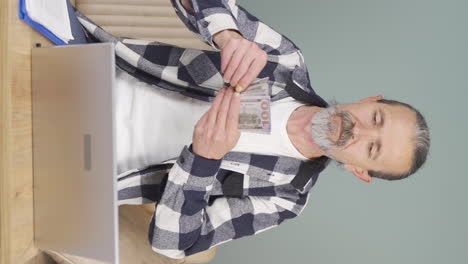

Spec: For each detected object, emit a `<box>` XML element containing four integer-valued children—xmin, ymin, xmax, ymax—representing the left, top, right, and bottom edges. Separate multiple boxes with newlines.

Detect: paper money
<box><xmin>238</xmin><ymin>78</ymin><xmax>271</xmax><ymax>134</ymax></box>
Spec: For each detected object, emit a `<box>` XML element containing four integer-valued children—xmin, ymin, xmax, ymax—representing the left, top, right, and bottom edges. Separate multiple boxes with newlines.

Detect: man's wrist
<box><xmin>213</xmin><ymin>29</ymin><xmax>244</xmax><ymax>49</ymax></box>
<box><xmin>190</xmin><ymin>144</ymin><xmax>223</xmax><ymax>160</ymax></box>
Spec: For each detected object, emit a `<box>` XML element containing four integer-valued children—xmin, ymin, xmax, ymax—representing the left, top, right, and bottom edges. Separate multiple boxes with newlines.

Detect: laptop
<box><xmin>32</xmin><ymin>43</ymin><xmax>119</xmax><ymax>264</ymax></box>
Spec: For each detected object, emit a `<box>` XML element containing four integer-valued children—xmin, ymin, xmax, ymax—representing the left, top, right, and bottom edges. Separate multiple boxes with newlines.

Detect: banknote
<box><xmin>238</xmin><ymin>78</ymin><xmax>271</xmax><ymax>133</ymax></box>
<box><xmin>241</xmin><ymin>77</ymin><xmax>270</xmax><ymax>97</ymax></box>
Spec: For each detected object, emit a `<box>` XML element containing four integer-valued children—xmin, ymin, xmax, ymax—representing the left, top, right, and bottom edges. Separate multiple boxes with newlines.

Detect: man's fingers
<box><xmin>237</xmin><ymin>57</ymin><xmax>267</xmax><ymax>92</ymax></box>
<box><xmin>221</xmin><ymin>42</ymin><xmax>236</xmax><ymax>73</ymax></box>
<box><xmin>223</xmin><ymin>44</ymin><xmax>248</xmax><ymax>83</ymax></box>
<box><xmin>216</xmin><ymin>87</ymin><xmax>234</xmax><ymax>130</ymax></box>
<box><xmin>226</xmin><ymin>89</ymin><xmax>241</xmax><ymax>133</ymax></box>
<box><xmin>229</xmin><ymin>53</ymin><xmax>255</xmax><ymax>89</ymax></box>
<box><xmin>207</xmin><ymin>87</ymin><xmax>225</xmax><ymax>127</ymax></box>
<box><xmin>235</xmin><ymin>84</ymin><xmax>243</xmax><ymax>93</ymax></box>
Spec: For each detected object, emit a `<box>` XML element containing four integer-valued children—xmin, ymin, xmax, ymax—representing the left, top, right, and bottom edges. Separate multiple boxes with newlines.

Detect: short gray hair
<box><xmin>369</xmin><ymin>99</ymin><xmax>430</xmax><ymax>181</ymax></box>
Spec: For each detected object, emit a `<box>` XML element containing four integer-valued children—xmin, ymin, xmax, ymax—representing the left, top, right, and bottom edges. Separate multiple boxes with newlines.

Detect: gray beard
<box><xmin>310</xmin><ymin>106</ymin><xmax>355</xmax><ymax>159</ymax></box>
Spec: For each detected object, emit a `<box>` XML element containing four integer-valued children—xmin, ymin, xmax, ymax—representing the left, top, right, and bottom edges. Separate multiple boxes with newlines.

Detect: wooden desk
<box><xmin>0</xmin><ymin>0</ymin><xmax>57</xmax><ymax>263</ymax></box>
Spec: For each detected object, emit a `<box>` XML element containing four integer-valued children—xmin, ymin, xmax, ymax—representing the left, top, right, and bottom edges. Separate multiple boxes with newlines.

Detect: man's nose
<box><xmin>352</xmin><ymin>121</ymin><xmax>379</xmax><ymax>140</ymax></box>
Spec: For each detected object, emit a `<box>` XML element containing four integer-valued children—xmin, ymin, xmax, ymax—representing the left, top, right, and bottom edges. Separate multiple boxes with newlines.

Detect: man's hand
<box><xmin>213</xmin><ymin>30</ymin><xmax>268</xmax><ymax>93</ymax></box>
<box><xmin>192</xmin><ymin>87</ymin><xmax>241</xmax><ymax>160</ymax></box>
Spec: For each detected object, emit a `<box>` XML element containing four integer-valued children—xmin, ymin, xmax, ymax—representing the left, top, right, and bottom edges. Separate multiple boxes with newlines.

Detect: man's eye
<box><xmin>369</xmin><ymin>143</ymin><xmax>374</xmax><ymax>157</ymax></box>
<box><xmin>373</xmin><ymin>112</ymin><xmax>377</xmax><ymax>125</ymax></box>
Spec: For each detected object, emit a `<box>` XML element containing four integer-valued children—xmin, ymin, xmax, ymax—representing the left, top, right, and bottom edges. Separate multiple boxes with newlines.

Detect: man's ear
<box><xmin>344</xmin><ymin>164</ymin><xmax>372</xmax><ymax>183</ymax></box>
<box><xmin>356</xmin><ymin>95</ymin><xmax>383</xmax><ymax>104</ymax></box>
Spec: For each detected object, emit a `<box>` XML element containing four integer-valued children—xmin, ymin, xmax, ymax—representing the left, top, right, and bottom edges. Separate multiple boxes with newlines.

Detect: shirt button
<box><xmin>202</xmin><ymin>21</ymin><xmax>210</xmax><ymax>27</ymax></box>
<box><xmin>180</xmin><ymin>156</ymin><xmax>185</xmax><ymax>164</ymax></box>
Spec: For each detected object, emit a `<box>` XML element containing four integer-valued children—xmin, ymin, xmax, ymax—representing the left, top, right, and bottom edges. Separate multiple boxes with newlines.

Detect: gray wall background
<box><xmin>214</xmin><ymin>0</ymin><xmax>468</xmax><ymax>263</ymax></box>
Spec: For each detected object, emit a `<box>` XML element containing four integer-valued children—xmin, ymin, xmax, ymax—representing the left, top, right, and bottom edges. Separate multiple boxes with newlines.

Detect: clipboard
<box><xmin>18</xmin><ymin>0</ymin><xmax>68</xmax><ymax>45</ymax></box>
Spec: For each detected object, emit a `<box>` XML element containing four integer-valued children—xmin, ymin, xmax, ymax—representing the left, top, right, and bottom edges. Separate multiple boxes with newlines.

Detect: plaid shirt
<box><xmin>76</xmin><ymin>0</ymin><xmax>331</xmax><ymax>260</ymax></box>
<box><xmin>117</xmin><ymin>145</ymin><xmax>329</xmax><ymax>259</ymax></box>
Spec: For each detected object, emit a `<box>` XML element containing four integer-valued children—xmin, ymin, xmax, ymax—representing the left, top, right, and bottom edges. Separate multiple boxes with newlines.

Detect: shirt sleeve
<box><xmin>171</xmin><ymin>0</ymin><xmax>242</xmax><ymax>50</ymax></box>
<box><xmin>171</xmin><ymin>0</ymin><xmax>304</xmax><ymax>70</ymax></box>
<box><xmin>148</xmin><ymin>144</ymin><xmax>306</xmax><ymax>259</ymax></box>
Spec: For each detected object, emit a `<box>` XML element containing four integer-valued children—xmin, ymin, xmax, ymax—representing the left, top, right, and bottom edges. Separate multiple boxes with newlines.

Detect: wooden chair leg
<box><xmin>184</xmin><ymin>247</ymin><xmax>217</xmax><ymax>264</ymax></box>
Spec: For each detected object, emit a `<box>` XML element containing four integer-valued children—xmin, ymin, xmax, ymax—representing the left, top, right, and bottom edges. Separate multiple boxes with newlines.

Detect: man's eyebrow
<box><xmin>379</xmin><ymin>109</ymin><xmax>385</xmax><ymax>127</ymax></box>
<box><xmin>373</xmin><ymin>140</ymin><xmax>382</xmax><ymax>160</ymax></box>
<box><xmin>373</xmin><ymin>108</ymin><xmax>386</xmax><ymax>160</ymax></box>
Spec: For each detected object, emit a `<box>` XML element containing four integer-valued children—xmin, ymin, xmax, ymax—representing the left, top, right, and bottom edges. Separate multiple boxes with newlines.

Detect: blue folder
<box><xmin>18</xmin><ymin>0</ymin><xmax>88</xmax><ymax>45</ymax></box>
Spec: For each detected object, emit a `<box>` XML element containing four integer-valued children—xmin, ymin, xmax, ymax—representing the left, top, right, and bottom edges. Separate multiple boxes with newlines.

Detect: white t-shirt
<box><xmin>115</xmin><ymin>69</ymin><xmax>309</xmax><ymax>175</ymax></box>
<box><xmin>230</xmin><ymin>98</ymin><xmax>309</xmax><ymax>160</ymax></box>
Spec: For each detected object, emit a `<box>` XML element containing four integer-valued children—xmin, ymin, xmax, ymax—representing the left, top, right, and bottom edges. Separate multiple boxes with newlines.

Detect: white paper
<box><xmin>25</xmin><ymin>0</ymin><xmax>74</xmax><ymax>43</ymax></box>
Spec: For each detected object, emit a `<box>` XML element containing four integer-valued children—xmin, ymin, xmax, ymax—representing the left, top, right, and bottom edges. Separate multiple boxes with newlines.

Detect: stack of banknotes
<box><xmin>237</xmin><ymin>78</ymin><xmax>271</xmax><ymax>134</ymax></box>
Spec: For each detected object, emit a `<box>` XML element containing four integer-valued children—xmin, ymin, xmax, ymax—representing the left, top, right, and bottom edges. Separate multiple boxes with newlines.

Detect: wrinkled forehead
<box><xmin>379</xmin><ymin>103</ymin><xmax>417</xmax><ymax>174</ymax></box>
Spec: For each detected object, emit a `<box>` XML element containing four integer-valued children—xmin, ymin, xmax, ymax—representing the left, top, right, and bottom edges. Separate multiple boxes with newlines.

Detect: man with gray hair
<box><xmin>76</xmin><ymin>0</ymin><xmax>431</xmax><ymax>262</ymax></box>
<box><xmin>308</xmin><ymin>98</ymin><xmax>430</xmax><ymax>181</ymax></box>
